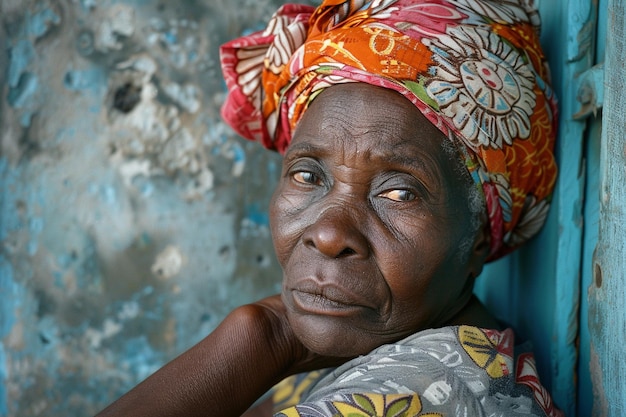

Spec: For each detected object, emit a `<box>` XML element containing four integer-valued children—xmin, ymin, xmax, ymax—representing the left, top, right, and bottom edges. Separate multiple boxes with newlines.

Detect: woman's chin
<box><xmin>289</xmin><ymin>313</ymin><xmax>381</xmax><ymax>358</ymax></box>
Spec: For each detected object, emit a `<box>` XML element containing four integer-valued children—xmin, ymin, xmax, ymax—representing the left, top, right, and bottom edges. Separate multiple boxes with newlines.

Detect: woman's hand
<box><xmin>95</xmin><ymin>294</ymin><xmax>348</xmax><ymax>417</ymax></box>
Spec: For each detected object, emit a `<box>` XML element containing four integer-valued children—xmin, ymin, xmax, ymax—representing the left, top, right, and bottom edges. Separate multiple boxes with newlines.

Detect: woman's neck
<box><xmin>445</xmin><ymin>295</ymin><xmax>502</xmax><ymax>330</ymax></box>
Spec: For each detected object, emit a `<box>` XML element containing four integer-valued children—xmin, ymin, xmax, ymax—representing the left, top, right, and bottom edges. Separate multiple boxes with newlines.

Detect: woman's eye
<box><xmin>379</xmin><ymin>189</ymin><xmax>416</xmax><ymax>202</ymax></box>
<box><xmin>292</xmin><ymin>171</ymin><xmax>321</xmax><ymax>185</ymax></box>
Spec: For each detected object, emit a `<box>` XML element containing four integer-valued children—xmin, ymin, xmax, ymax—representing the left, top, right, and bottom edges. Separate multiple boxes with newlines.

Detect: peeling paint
<box><xmin>161</xmin><ymin>82</ymin><xmax>201</xmax><ymax>114</ymax></box>
<box><xmin>0</xmin><ymin>343</ymin><xmax>8</xmax><ymax>416</ymax></box>
<box><xmin>26</xmin><ymin>5</ymin><xmax>61</xmax><ymax>39</ymax></box>
<box><xmin>151</xmin><ymin>246</ymin><xmax>184</xmax><ymax>280</ymax></box>
<box><xmin>589</xmin><ymin>344</ymin><xmax>608</xmax><ymax>417</ymax></box>
<box><xmin>63</xmin><ymin>68</ymin><xmax>106</xmax><ymax>92</ymax></box>
<box><xmin>94</xmin><ymin>5</ymin><xmax>135</xmax><ymax>53</ymax></box>
<box><xmin>7</xmin><ymin>40</ymin><xmax>35</xmax><ymax>89</ymax></box>
<box><xmin>0</xmin><ymin>1</ymin><xmax>301</xmax><ymax>415</ymax></box>
<box><xmin>573</xmin><ymin>63</ymin><xmax>604</xmax><ymax>120</ymax></box>
<box><xmin>0</xmin><ymin>258</ymin><xmax>16</xmax><ymax>338</ymax></box>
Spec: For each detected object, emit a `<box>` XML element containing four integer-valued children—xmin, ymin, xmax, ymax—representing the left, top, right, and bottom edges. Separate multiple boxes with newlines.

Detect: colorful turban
<box><xmin>220</xmin><ymin>0</ymin><xmax>558</xmax><ymax>261</ymax></box>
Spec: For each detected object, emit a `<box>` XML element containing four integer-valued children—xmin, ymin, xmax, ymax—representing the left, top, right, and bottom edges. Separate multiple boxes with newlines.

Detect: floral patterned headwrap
<box><xmin>220</xmin><ymin>0</ymin><xmax>558</xmax><ymax>261</ymax></box>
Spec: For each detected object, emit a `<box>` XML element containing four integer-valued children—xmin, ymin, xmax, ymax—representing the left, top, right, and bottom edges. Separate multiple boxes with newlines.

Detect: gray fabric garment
<box><xmin>275</xmin><ymin>326</ymin><xmax>559</xmax><ymax>417</ymax></box>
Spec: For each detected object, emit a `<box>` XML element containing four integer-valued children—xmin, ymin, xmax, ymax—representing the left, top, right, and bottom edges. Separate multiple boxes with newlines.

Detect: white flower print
<box><xmin>491</xmin><ymin>172</ymin><xmax>513</xmax><ymax>223</ymax></box>
<box><xmin>231</xmin><ymin>12</ymin><xmax>307</xmax><ymax>110</ymax></box>
<box><xmin>330</xmin><ymin>0</ymin><xmax>398</xmax><ymax>26</ymax></box>
<box><xmin>425</xmin><ymin>25</ymin><xmax>536</xmax><ymax>149</ymax></box>
<box><xmin>504</xmin><ymin>196</ymin><xmax>550</xmax><ymax>246</ymax></box>
<box><xmin>235</xmin><ymin>44</ymin><xmax>267</xmax><ymax>108</ymax></box>
<box><xmin>265</xmin><ymin>17</ymin><xmax>308</xmax><ymax>74</ymax></box>
<box><xmin>452</xmin><ymin>0</ymin><xmax>538</xmax><ymax>25</ymax></box>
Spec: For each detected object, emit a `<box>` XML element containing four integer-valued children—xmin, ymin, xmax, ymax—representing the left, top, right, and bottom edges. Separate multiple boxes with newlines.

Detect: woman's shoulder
<box><xmin>272</xmin><ymin>325</ymin><xmax>563</xmax><ymax>417</ymax></box>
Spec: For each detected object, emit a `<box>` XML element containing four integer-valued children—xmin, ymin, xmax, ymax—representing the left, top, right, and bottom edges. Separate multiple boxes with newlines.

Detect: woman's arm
<box><xmin>96</xmin><ymin>296</ymin><xmax>341</xmax><ymax>417</ymax></box>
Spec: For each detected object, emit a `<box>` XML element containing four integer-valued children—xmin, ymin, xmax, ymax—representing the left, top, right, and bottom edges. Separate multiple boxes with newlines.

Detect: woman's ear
<box><xmin>466</xmin><ymin>219</ymin><xmax>491</xmax><ymax>279</ymax></box>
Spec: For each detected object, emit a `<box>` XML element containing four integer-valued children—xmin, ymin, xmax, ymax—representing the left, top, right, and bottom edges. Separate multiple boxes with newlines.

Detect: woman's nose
<box><xmin>302</xmin><ymin>206</ymin><xmax>370</xmax><ymax>259</ymax></box>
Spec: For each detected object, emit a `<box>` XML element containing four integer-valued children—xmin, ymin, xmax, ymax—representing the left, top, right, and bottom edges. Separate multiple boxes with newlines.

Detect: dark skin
<box><xmin>96</xmin><ymin>83</ymin><xmax>498</xmax><ymax>417</ymax></box>
<box><xmin>273</xmin><ymin>83</ymin><xmax>496</xmax><ymax>358</ymax></box>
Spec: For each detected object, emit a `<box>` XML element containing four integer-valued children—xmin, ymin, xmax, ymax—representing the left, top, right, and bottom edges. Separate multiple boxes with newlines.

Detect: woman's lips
<box><xmin>289</xmin><ymin>283</ymin><xmax>374</xmax><ymax>317</ymax></box>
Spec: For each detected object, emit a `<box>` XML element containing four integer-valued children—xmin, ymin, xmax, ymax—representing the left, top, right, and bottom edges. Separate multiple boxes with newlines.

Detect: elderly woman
<box><xmin>97</xmin><ymin>1</ymin><xmax>561</xmax><ymax>416</ymax></box>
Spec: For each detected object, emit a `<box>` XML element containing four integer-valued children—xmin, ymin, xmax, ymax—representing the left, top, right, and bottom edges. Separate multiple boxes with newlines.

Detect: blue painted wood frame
<box><xmin>578</xmin><ymin>1</ymin><xmax>607</xmax><ymax>415</ymax></box>
<box><xmin>475</xmin><ymin>1</ymin><xmax>600</xmax><ymax>415</ymax></box>
<box><xmin>587</xmin><ymin>0</ymin><xmax>626</xmax><ymax>414</ymax></box>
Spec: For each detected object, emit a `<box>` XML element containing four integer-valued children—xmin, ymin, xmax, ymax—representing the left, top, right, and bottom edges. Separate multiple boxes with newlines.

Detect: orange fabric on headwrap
<box><xmin>220</xmin><ymin>0</ymin><xmax>558</xmax><ymax>260</ymax></box>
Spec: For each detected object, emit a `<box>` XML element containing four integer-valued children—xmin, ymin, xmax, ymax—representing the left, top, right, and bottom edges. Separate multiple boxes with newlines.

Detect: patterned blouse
<box><xmin>271</xmin><ymin>326</ymin><xmax>563</xmax><ymax>417</ymax></box>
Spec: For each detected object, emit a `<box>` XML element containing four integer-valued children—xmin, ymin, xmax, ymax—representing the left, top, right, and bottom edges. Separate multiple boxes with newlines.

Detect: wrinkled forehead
<box><xmin>291</xmin><ymin>83</ymin><xmax>449</xmax><ymax>152</ymax></box>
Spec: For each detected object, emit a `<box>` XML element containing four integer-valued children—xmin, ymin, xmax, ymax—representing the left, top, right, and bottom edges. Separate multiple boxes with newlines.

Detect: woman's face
<box><xmin>270</xmin><ymin>83</ymin><xmax>487</xmax><ymax>357</ymax></box>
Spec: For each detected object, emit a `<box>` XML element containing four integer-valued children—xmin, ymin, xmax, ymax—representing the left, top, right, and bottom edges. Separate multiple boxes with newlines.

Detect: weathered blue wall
<box><xmin>0</xmin><ymin>1</ymin><xmax>312</xmax><ymax>415</ymax></box>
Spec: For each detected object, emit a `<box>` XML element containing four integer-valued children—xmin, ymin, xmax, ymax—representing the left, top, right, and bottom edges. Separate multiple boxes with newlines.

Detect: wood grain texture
<box><xmin>589</xmin><ymin>1</ymin><xmax>626</xmax><ymax>415</ymax></box>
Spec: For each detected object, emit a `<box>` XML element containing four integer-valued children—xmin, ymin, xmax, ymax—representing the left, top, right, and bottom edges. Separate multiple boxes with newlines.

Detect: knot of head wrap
<box><xmin>220</xmin><ymin>0</ymin><xmax>558</xmax><ymax>261</ymax></box>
